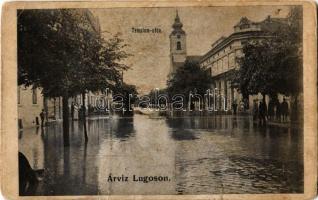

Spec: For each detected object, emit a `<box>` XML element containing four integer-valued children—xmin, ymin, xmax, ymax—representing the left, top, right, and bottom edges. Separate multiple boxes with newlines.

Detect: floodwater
<box><xmin>18</xmin><ymin>114</ymin><xmax>303</xmax><ymax>195</ymax></box>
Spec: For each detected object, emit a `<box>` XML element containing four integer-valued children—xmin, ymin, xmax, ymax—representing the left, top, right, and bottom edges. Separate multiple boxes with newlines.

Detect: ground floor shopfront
<box><xmin>210</xmin><ymin>71</ymin><xmax>295</xmax><ymax>115</ymax></box>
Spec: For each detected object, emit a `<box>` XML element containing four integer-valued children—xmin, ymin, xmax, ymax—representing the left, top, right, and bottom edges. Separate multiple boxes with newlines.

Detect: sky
<box><xmin>91</xmin><ymin>6</ymin><xmax>291</xmax><ymax>94</ymax></box>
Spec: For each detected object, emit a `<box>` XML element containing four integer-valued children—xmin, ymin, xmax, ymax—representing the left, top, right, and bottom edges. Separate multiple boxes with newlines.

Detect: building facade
<box><xmin>46</xmin><ymin>97</ymin><xmax>63</xmax><ymax>121</ymax></box>
<box><xmin>18</xmin><ymin>86</ymin><xmax>44</xmax><ymax>129</ymax></box>
<box><xmin>200</xmin><ymin>16</ymin><xmax>288</xmax><ymax>111</ymax></box>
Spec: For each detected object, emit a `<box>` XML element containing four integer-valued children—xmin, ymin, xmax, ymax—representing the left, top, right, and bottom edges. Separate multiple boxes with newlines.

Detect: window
<box><xmin>177</xmin><ymin>35</ymin><xmax>181</xmax><ymax>39</ymax></box>
<box><xmin>229</xmin><ymin>53</ymin><xmax>235</xmax><ymax>68</ymax></box>
<box><xmin>32</xmin><ymin>88</ymin><xmax>37</xmax><ymax>104</ymax></box>
<box><xmin>223</xmin><ymin>56</ymin><xmax>228</xmax><ymax>70</ymax></box>
<box><xmin>235</xmin><ymin>49</ymin><xmax>242</xmax><ymax>57</ymax></box>
<box><xmin>218</xmin><ymin>59</ymin><xmax>222</xmax><ymax>73</ymax></box>
<box><xmin>240</xmin><ymin>24</ymin><xmax>250</xmax><ymax>29</ymax></box>
<box><xmin>212</xmin><ymin>62</ymin><xmax>216</xmax><ymax>75</ymax></box>
<box><xmin>177</xmin><ymin>41</ymin><xmax>181</xmax><ymax>50</ymax></box>
<box><xmin>207</xmin><ymin>68</ymin><xmax>212</xmax><ymax>76</ymax></box>
<box><xmin>241</xmin><ymin>40</ymin><xmax>248</xmax><ymax>46</ymax></box>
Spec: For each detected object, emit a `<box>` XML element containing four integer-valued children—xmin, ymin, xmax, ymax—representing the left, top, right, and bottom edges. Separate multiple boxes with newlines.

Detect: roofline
<box><xmin>200</xmin><ymin>31</ymin><xmax>273</xmax><ymax>62</ymax></box>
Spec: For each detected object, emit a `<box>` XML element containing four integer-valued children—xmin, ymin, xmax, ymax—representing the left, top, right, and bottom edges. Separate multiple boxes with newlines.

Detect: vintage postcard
<box><xmin>1</xmin><ymin>0</ymin><xmax>317</xmax><ymax>199</ymax></box>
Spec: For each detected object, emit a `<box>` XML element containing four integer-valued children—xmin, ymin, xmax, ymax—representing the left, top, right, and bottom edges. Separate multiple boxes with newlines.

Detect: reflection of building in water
<box><xmin>199</xmin><ymin>16</ymin><xmax>289</xmax><ymax>111</ymax></box>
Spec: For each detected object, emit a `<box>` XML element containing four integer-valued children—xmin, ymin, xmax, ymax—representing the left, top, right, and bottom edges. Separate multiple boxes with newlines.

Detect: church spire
<box><xmin>169</xmin><ymin>9</ymin><xmax>187</xmax><ymax>74</ymax></box>
<box><xmin>175</xmin><ymin>9</ymin><xmax>179</xmax><ymax>21</ymax></box>
<box><xmin>172</xmin><ymin>9</ymin><xmax>183</xmax><ymax>29</ymax></box>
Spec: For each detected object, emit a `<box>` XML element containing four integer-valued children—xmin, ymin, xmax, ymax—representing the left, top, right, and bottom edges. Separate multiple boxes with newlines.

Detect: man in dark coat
<box><xmin>268</xmin><ymin>99</ymin><xmax>275</xmax><ymax>120</ymax></box>
<box><xmin>253</xmin><ymin>100</ymin><xmax>258</xmax><ymax>121</ymax></box>
<box><xmin>281</xmin><ymin>98</ymin><xmax>289</xmax><ymax>122</ymax></box>
<box><xmin>232</xmin><ymin>100</ymin><xmax>238</xmax><ymax>115</ymax></box>
<box><xmin>39</xmin><ymin>109</ymin><xmax>45</xmax><ymax>127</ymax></box>
<box><xmin>258</xmin><ymin>100</ymin><xmax>267</xmax><ymax>126</ymax></box>
<box><xmin>276</xmin><ymin>100</ymin><xmax>281</xmax><ymax>122</ymax></box>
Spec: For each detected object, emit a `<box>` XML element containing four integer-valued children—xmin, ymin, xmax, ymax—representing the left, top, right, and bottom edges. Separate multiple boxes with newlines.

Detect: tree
<box><xmin>148</xmin><ymin>88</ymin><xmax>168</xmax><ymax>107</ymax></box>
<box><xmin>235</xmin><ymin>40</ymin><xmax>282</xmax><ymax>100</ymax></box>
<box><xmin>18</xmin><ymin>9</ymin><xmax>131</xmax><ymax>145</ymax></box>
<box><xmin>71</xmin><ymin>32</ymin><xmax>131</xmax><ymax>142</ymax></box>
<box><xmin>18</xmin><ymin>9</ymin><xmax>84</xmax><ymax>146</ymax></box>
<box><xmin>234</xmin><ymin>6</ymin><xmax>302</xmax><ymax>120</ymax></box>
<box><xmin>167</xmin><ymin>60</ymin><xmax>213</xmax><ymax>103</ymax></box>
<box><xmin>114</xmin><ymin>83</ymin><xmax>138</xmax><ymax>115</ymax></box>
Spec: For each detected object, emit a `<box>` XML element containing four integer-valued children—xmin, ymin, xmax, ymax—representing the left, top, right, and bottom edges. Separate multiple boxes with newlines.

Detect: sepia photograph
<box><xmin>7</xmin><ymin>2</ymin><xmax>313</xmax><ymax>198</ymax></box>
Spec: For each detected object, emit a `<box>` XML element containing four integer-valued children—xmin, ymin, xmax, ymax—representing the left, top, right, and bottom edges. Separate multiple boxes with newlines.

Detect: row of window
<box><xmin>204</xmin><ymin>49</ymin><xmax>243</xmax><ymax>76</ymax></box>
<box><xmin>202</xmin><ymin>45</ymin><xmax>237</xmax><ymax>66</ymax></box>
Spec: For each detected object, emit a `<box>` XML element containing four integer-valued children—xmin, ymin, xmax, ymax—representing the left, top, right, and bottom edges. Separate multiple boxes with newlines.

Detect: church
<box><xmin>169</xmin><ymin>11</ymin><xmax>201</xmax><ymax>74</ymax></box>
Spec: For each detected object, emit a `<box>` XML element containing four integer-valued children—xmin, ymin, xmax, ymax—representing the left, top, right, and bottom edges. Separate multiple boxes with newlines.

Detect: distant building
<box><xmin>199</xmin><ymin>16</ymin><xmax>288</xmax><ymax>111</ymax></box>
<box><xmin>45</xmin><ymin>97</ymin><xmax>62</xmax><ymax>121</ymax></box>
<box><xmin>169</xmin><ymin>11</ymin><xmax>201</xmax><ymax>74</ymax></box>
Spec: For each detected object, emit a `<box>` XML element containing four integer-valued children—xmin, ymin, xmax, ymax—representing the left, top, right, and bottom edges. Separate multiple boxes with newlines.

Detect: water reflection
<box><xmin>112</xmin><ymin>117</ymin><xmax>135</xmax><ymax>139</ymax></box>
<box><xmin>18</xmin><ymin>114</ymin><xmax>303</xmax><ymax>195</ymax></box>
<box><xmin>167</xmin><ymin>115</ymin><xmax>303</xmax><ymax>194</ymax></box>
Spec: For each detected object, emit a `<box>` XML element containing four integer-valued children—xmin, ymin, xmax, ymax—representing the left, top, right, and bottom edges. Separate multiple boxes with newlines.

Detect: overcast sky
<box><xmin>91</xmin><ymin>6</ymin><xmax>291</xmax><ymax>94</ymax></box>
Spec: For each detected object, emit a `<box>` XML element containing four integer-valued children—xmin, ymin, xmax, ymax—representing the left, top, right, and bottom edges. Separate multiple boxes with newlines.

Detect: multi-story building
<box><xmin>200</xmin><ymin>16</ymin><xmax>288</xmax><ymax>111</ymax></box>
<box><xmin>18</xmin><ymin>86</ymin><xmax>64</xmax><ymax>129</ymax></box>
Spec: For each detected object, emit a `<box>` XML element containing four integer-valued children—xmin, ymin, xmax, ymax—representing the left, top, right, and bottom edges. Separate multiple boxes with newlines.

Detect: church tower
<box><xmin>170</xmin><ymin>10</ymin><xmax>187</xmax><ymax>74</ymax></box>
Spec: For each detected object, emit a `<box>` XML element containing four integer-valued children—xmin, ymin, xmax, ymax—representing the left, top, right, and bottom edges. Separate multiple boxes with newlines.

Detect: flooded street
<box><xmin>18</xmin><ymin>114</ymin><xmax>303</xmax><ymax>195</ymax></box>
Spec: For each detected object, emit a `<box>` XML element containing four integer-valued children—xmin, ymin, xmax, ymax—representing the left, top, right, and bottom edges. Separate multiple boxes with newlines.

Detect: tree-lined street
<box><xmin>17</xmin><ymin>7</ymin><xmax>304</xmax><ymax>196</ymax></box>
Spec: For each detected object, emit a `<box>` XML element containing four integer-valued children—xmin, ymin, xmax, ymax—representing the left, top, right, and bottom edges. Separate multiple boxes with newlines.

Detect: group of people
<box><xmin>253</xmin><ymin>98</ymin><xmax>289</xmax><ymax>126</ymax></box>
<box><xmin>232</xmin><ymin>99</ymin><xmax>248</xmax><ymax>114</ymax></box>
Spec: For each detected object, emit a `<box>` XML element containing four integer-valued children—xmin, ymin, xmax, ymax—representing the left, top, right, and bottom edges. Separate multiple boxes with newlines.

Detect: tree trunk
<box><xmin>62</xmin><ymin>93</ymin><xmax>70</xmax><ymax>147</ymax></box>
<box><xmin>82</xmin><ymin>92</ymin><xmax>88</xmax><ymax>143</ymax></box>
